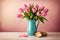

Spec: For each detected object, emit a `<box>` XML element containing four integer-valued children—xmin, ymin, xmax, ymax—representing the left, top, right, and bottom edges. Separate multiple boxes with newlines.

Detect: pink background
<box><xmin>0</xmin><ymin>0</ymin><xmax>60</xmax><ymax>32</ymax></box>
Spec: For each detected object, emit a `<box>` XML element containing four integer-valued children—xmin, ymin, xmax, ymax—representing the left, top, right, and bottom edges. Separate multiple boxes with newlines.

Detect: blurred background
<box><xmin>0</xmin><ymin>0</ymin><xmax>60</xmax><ymax>32</ymax></box>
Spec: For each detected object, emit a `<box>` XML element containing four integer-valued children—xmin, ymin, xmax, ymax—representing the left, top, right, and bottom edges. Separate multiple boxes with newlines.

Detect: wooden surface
<box><xmin>0</xmin><ymin>32</ymin><xmax>60</xmax><ymax>40</ymax></box>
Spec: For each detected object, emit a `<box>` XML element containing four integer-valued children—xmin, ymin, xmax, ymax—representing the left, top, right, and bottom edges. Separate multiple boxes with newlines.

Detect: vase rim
<box><xmin>27</xmin><ymin>19</ymin><xmax>37</xmax><ymax>20</ymax></box>
<box><xmin>27</xmin><ymin>20</ymin><xmax>36</xmax><ymax>21</ymax></box>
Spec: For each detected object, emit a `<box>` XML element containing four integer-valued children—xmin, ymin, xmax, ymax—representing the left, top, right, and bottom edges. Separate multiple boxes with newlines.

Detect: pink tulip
<box><xmin>34</xmin><ymin>7</ymin><xmax>37</xmax><ymax>11</ymax></box>
<box><xmin>19</xmin><ymin>8</ymin><xmax>24</xmax><ymax>13</ymax></box>
<box><xmin>37</xmin><ymin>11</ymin><xmax>42</xmax><ymax>16</ymax></box>
<box><xmin>17</xmin><ymin>14</ymin><xmax>23</xmax><ymax>18</ymax></box>
<box><xmin>43</xmin><ymin>8</ymin><xmax>49</xmax><ymax>13</ymax></box>
<box><xmin>43</xmin><ymin>13</ymin><xmax>47</xmax><ymax>17</ymax></box>
<box><xmin>35</xmin><ymin>4</ymin><xmax>39</xmax><ymax>9</ymax></box>
<box><xmin>32</xmin><ymin>7</ymin><xmax>37</xmax><ymax>13</ymax></box>
<box><xmin>24</xmin><ymin>4</ymin><xmax>30</xmax><ymax>12</ymax></box>
<box><xmin>42</xmin><ymin>8</ymin><xmax>49</xmax><ymax>17</ymax></box>
<box><xmin>19</xmin><ymin>34</ymin><xmax>28</xmax><ymax>37</ymax></box>
<box><xmin>40</xmin><ymin>6</ymin><xmax>45</xmax><ymax>10</ymax></box>
<box><xmin>25</xmin><ymin>7</ymin><xmax>30</xmax><ymax>13</ymax></box>
<box><xmin>24</xmin><ymin>4</ymin><xmax>28</xmax><ymax>7</ymax></box>
<box><xmin>41</xmin><ymin>11</ymin><xmax>47</xmax><ymax>17</ymax></box>
<box><xmin>23</xmin><ymin>34</ymin><xmax>28</xmax><ymax>37</ymax></box>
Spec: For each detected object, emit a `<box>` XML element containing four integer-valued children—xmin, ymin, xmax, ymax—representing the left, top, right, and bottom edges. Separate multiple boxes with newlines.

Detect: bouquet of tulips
<box><xmin>17</xmin><ymin>4</ymin><xmax>49</xmax><ymax>23</ymax></box>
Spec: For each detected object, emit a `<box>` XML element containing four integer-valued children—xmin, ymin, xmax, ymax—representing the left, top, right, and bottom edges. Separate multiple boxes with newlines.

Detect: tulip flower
<box><xmin>39</xmin><ymin>6</ymin><xmax>45</xmax><ymax>11</ymax></box>
<box><xmin>35</xmin><ymin>4</ymin><xmax>39</xmax><ymax>9</ymax></box>
<box><xmin>19</xmin><ymin>34</ymin><xmax>28</xmax><ymax>37</ymax></box>
<box><xmin>43</xmin><ymin>13</ymin><xmax>47</xmax><ymax>17</ymax></box>
<box><xmin>19</xmin><ymin>8</ymin><xmax>24</xmax><ymax>13</ymax></box>
<box><xmin>25</xmin><ymin>7</ymin><xmax>30</xmax><ymax>13</ymax></box>
<box><xmin>37</xmin><ymin>11</ymin><xmax>42</xmax><ymax>16</ymax></box>
<box><xmin>17</xmin><ymin>14</ymin><xmax>23</xmax><ymax>18</ymax></box>
<box><xmin>41</xmin><ymin>11</ymin><xmax>47</xmax><ymax>17</ymax></box>
<box><xmin>23</xmin><ymin>34</ymin><xmax>28</xmax><ymax>37</ymax></box>
<box><xmin>43</xmin><ymin>8</ymin><xmax>49</xmax><ymax>13</ymax></box>
<box><xmin>32</xmin><ymin>7</ymin><xmax>37</xmax><ymax>13</ymax></box>
<box><xmin>24</xmin><ymin>4</ymin><xmax>28</xmax><ymax>7</ymax></box>
<box><xmin>37</xmin><ymin>11</ymin><xmax>47</xmax><ymax>17</ymax></box>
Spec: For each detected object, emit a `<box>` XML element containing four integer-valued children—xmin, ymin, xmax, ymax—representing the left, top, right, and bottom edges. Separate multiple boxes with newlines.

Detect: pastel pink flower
<box><xmin>23</xmin><ymin>34</ymin><xmax>28</xmax><ymax>37</ymax></box>
<box><xmin>43</xmin><ymin>8</ymin><xmax>49</xmax><ymax>13</ymax></box>
<box><xmin>19</xmin><ymin>34</ymin><xmax>28</xmax><ymax>37</ymax></box>
<box><xmin>17</xmin><ymin>14</ymin><xmax>23</xmax><ymax>18</ymax></box>
<box><xmin>37</xmin><ymin>11</ymin><xmax>42</xmax><ymax>16</ymax></box>
<box><xmin>43</xmin><ymin>13</ymin><xmax>47</xmax><ymax>17</ymax></box>
<box><xmin>19</xmin><ymin>8</ymin><xmax>24</xmax><ymax>13</ymax></box>
<box><xmin>32</xmin><ymin>7</ymin><xmax>37</xmax><ymax>13</ymax></box>
<box><xmin>24</xmin><ymin>4</ymin><xmax>28</xmax><ymax>7</ymax></box>
<box><xmin>34</xmin><ymin>7</ymin><xmax>37</xmax><ymax>11</ymax></box>
<box><xmin>41</xmin><ymin>11</ymin><xmax>47</xmax><ymax>17</ymax></box>
<box><xmin>25</xmin><ymin>7</ymin><xmax>30</xmax><ymax>13</ymax></box>
<box><xmin>40</xmin><ymin>6</ymin><xmax>45</xmax><ymax>10</ymax></box>
<box><xmin>35</xmin><ymin>4</ymin><xmax>39</xmax><ymax>9</ymax></box>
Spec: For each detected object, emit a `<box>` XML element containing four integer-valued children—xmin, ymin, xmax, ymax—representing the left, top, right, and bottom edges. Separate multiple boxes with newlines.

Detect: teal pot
<box><xmin>27</xmin><ymin>20</ymin><xmax>39</xmax><ymax>36</ymax></box>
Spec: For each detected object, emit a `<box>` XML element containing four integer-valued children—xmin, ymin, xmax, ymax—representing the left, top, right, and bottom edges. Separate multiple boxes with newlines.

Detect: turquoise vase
<box><xmin>27</xmin><ymin>20</ymin><xmax>39</xmax><ymax>36</ymax></box>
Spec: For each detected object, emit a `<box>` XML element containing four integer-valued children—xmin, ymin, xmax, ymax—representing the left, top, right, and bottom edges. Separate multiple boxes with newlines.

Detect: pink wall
<box><xmin>0</xmin><ymin>0</ymin><xmax>60</xmax><ymax>32</ymax></box>
<box><xmin>0</xmin><ymin>1</ymin><xmax>2</xmax><ymax>32</ymax></box>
